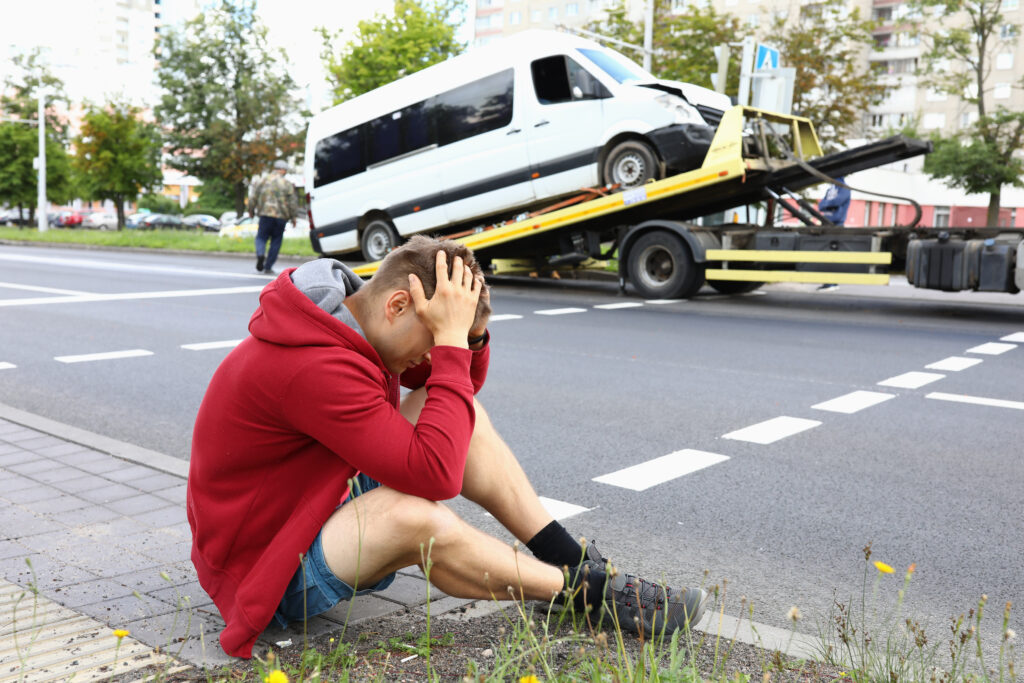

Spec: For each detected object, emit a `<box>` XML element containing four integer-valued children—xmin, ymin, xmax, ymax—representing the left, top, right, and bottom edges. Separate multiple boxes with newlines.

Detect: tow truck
<box><xmin>339</xmin><ymin>106</ymin><xmax>1022</xmax><ymax>298</ymax></box>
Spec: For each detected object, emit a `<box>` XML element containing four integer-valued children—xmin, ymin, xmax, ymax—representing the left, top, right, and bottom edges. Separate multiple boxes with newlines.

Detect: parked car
<box><xmin>140</xmin><ymin>213</ymin><xmax>184</xmax><ymax>229</ymax></box>
<box><xmin>2</xmin><ymin>208</ymin><xmax>32</xmax><ymax>226</ymax></box>
<box><xmin>182</xmin><ymin>214</ymin><xmax>220</xmax><ymax>232</ymax></box>
<box><xmin>219</xmin><ymin>211</ymin><xmax>238</xmax><ymax>225</ymax></box>
<box><xmin>56</xmin><ymin>211</ymin><xmax>85</xmax><ymax>228</ymax></box>
<box><xmin>125</xmin><ymin>212</ymin><xmax>151</xmax><ymax>229</ymax></box>
<box><xmin>219</xmin><ymin>214</ymin><xmax>259</xmax><ymax>239</ymax></box>
<box><xmin>83</xmin><ymin>212</ymin><xmax>117</xmax><ymax>230</ymax></box>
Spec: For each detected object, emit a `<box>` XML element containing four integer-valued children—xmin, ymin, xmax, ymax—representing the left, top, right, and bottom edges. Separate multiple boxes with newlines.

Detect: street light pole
<box><xmin>36</xmin><ymin>84</ymin><xmax>47</xmax><ymax>232</ymax></box>
<box><xmin>642</xmin><ymin>0</ymin><xmax>654</xmax><ymax>72</ymax></box>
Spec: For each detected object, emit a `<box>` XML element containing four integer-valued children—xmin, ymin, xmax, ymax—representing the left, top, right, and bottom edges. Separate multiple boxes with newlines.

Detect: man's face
<box><xmin>375</xmin><ymin>292</ymin><xmax>435</xmax><ymax>374</ymax></box>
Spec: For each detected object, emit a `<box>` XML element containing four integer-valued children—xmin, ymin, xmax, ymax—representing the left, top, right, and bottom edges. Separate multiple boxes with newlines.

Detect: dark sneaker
<box><xmin>256</xmin><ymin>255</ymin><xmax>265</xmax><ymax>272</ymax></box>
<box><xmin>264</xmin><ymin>268</ymin><xmax>276</xmax><ymax>276</ymax></box>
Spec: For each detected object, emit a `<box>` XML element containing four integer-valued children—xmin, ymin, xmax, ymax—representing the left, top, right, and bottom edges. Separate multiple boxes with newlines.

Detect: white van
<box><xmin>305</xmin><ymin>30</ymin><xmax>731</xmax><ymax>261</ymax></box>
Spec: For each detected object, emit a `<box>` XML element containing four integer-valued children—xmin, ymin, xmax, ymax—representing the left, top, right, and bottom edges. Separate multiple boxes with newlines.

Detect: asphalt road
<box><xmin>1</xmin><ymin>244</ymin><xmax>1021</xmax><ymax>650</ymax></box>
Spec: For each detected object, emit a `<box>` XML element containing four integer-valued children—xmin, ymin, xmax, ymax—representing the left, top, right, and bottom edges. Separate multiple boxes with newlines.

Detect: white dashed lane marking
<box><xmin>534</xmin><ymin>308</ymin><xmax>587</xmax><ymax>315</ymax></box>
<box><xmin>1001</xmin><ymin>332</ymin><xmax>1024</xmax><ymax>342</ymax></box>
<box><xmin>593</xmin><ymin>302</ymin><xmax>645</xmax><ymax>310</ymax></box>
<box><xmin>592</xmin><ymin>449</ymin><xmax>730</xmax><ymax>491</ymax></box>
<box><xmin>877</xmin><ymin>371</ymin><xmax>945</xmax><ymax>389</ymax></box>
<box><xmin>812</xmin><ymin>390</ymin><xmax>896</xmax><ymax>414</ymax></box>
<box><xmin>966</xmin><ymin>342</ymin><xmax>1017</xmax><ymax>355</ymax></box>
<box><xmin>0</xmin><ymin>362</ymin><xmax>15</xmax><ymax>370</ymax></box>
<box><xmin>0</xmin><ymin>281</ymin><xmax>90</xmax><ymax>295</ymax></box>
<box><xmin>926</xmin><ymin>356</ymin><xmax>983</xmax><ymax>372</ymax></box>
<box><xmin>488</xmin><ymin>314</ymin><xmax>523</xmax><ymax>322</ymax></box>
<box><xmin>0</xmin><ymin>286</ymin><xmax>266</xmax><ymax>307</ymax></box>
<box><xmin>722</xmin><ymin>416</ymin><xmax>821</xmax><ymax>445</ymax></box>
<box><xmin>926</xmin><ymin>392</ymin><xmax>1024</xmax><ymax>411</ymax></box>
<box><xmin>486</xmin><ymin>496</ymin><xmax>591</xmax><ymax>521</ymax></box>
<box><xmin>54</xmin><ymin>349</ymin><xmax>154</xmax><ymax>364</ymax></box>
<box><xmin>181</xmin><ymin>340</ymin><xmax>243</xmax><ymax>351</ymax></box>
<box><xmin>644</xmin><ymin>299</ymin><xmax>684</xmax><ymax>305</ymax></box>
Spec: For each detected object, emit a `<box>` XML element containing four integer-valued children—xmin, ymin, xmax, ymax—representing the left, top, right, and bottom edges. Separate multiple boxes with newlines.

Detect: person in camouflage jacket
<box><xmin>249</xmin><ymin>160</ymin><xmax>299</xmax><ymax>275</ymax></box>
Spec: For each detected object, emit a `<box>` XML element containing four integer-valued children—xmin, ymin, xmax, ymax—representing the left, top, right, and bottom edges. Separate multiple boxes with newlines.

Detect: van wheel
<box><xmin>627</xmin><ymin>230</ymin><xmax>704</xmax><ymax>299</ymax></box>
<box><xmin>708</xmin><ymin>279</ymin><xmax>763</xmax><ymax>295</ymax></box>
<box><xmin>603</xmin><ymin>140</ymin><xmax>658</xmax><ymax>189</ymax></box>
<box><xmin>360</xmin><ymin>219</ymin><xmax>399</xmax><ymax>262</ymax></box>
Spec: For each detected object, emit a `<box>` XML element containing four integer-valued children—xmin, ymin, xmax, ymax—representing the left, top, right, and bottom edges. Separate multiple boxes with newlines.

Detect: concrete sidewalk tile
<box><xmin>153</xmin><ymin>484</ymin><xmax>188</xmax><ymax>505</ymax></box>
<box><xmin>70</xmin><ymin>549</ymin><xmax>161</xmax><ymax>578</ymax></box>
<box><xmin>77</xmin><ymin>590</ymin><xmax>180</xmax><ymax>623</ymax></box>
<box><xmin>45</xmin><ymin>577</ymin><xmax>138</xmax><ymax>607</ymax></box>
<box><xmin>50</xmin><ymin>448</ymin><xmax>113</xmax><ymax>467</ymax></box>
<box><xmin>77</xmin><ymin>516</ymin><xmax>150</xmax><ymax>540</ymax></box>
<box><xmin>415</xmin><ymin>595</ymin><xmax>473</xmax><ymax>616</ymax></box>
<box><xmin>147</xmin><ymin>581</ymin><xmax>214</xmax><ymax>610</ymax></box>
<box><xmin>138</xmin><ymin>540</ymin><xmax>190</xmax><ymax>565</ymax></box>
<box><xmin>164</xmin><ymin>520</ymin><xmax>192</xmax><ymax>539</ymax></box>
<box><xmin>72</xmin><ymin>454</ymin><xmax>131</xmax><ymax>475</ymax></box>
<box><xmin>6</xmin><ymin>458</ymin><xmax>63</xmax><ymax>475</ymax></box>
<box><xmin>3</xmin><ymin>483</ymin><xmax>64</xmax><ymax>504</ymax></box>
<box><xmin>102</xmin><ymin>463</ymin><xmax>166</xmax><ymax>483</ymax></box>
<box><xmin>28</xmin><ymin>493</ymin><xmax>93</xmax><ymax>515</ymax></box>
<box><xmin>128</xmin><ymin>472</ymin><xmax>184</xmax><ymax>493</ymax></box>
<box><xmin>375</xmin><ymin>573</ymin><xmax>432</xmax><ymax>607</ymax></box>
<box><xmin>261</xmin><ymin>614</ymin><xmax>343</xmax><ymax>641</ymax></box>
<box><xmin>76</xmin><ymin>482</ymin><xmax>144</xmax><ymax>504</ymax></box>
<box><xmin>48</xmin><ymin>504</ymin><xmax>121</xmax><ymax>526</ymax></box>
<box><xmin>113</xmin><ymin>561</ymin><xmax>196</xmax><ymax>593</ymax></box>
<box><xmin>122</xmin><ymin>611</ymin><xmax>229</xmax><ymax>668</ymax></box>
<box><xmin>31</xmin><ymin>466</ymin><xmax>97</xmax><ymax>485</ymax></box>
<box><xmin>16</xmin><ymin>528</ymin><xmax>82</xmax><ymax>553</ymax></box>
<box><xmin>0</xmin><ymin>449</ymin><xmax>37</xmax><ymax>467</ymax></box>
<box><xmin>321</xmin><ymin>595</ymin><xmax>406</xmax><ymax>625</ymax></box>
<box><xmin>134</xmin><ymin>505</ymin><xmax>187</xmax><ymax>528</ymax></box>
<box><xmin>0</xmin><ymin>441</ymin><xmax>26</xmax><ymax>455</ymax></box>
<box><xmin>115</xmin><ymin>527</ymin><xmax>186</xmax><ymax>551</ymax></box>
<box><xmin>4</xmin><ymin>505</ymin><xmax>66</xmax><ymax>537</ymax></box>
<box><xmin>52</xmin><ymin>472</ymin><xmax>117</xmax><ymax>494</ymax></box>
<box><xmin>0</xmin><ymin>539</ymin><xmax>32</xmax><ymax>561</ymax></box>
<box><xmin>0</xmin><ymin>428</ymin><xmax>49</xmax><ymax>443</ymax></box>
<box><xmin>0</xmin><ymin>552</ymin><xmax>100</xmax><ymax>588</ymax></box>
<box><xmin>162</xmin><ymin>633</ymin><xmax>234</xmax><ymax>671</ymax></box>
<box><xmin>0</xmin><ymin>470</ymin><xmax>43</xmax><ymax>492</ymax></box>
<box><xmin>9</xmin><ymin>435</ymin><xmax>65</xmax><ymax>450</ymax></box>
<box><xmin>34</xmin><ymin>442</ymin><xmax>94</xmax><ymax>457</ymax></box>
<box><xmin>105</xmin><ymin>493</ymin><xmax>169</xmax><ymax>516</ymax></box>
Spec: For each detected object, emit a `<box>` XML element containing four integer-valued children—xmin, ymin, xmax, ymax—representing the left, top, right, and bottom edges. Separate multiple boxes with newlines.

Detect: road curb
<box><xmin>0</xmin><ymin>238</ymin><xmax>316</xmax><ymax>265</ymax></box>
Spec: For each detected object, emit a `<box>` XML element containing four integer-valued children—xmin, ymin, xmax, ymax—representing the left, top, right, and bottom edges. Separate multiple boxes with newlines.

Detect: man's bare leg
<box><xmin>400</xmin><ymin>388</ymin><xmax>554</xmax><ymax>543</ymax></box>
<box><xmin>319</xmin><ymin>485</ymin><xmax>564</xmax><ymax>601</ymax></box>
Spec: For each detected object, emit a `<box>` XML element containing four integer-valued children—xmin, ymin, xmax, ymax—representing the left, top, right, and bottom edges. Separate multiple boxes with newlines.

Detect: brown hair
<box><xmin>362</xmin><ymin>235</ymin><xmax>491</xmax><ymax>329</ymax></box>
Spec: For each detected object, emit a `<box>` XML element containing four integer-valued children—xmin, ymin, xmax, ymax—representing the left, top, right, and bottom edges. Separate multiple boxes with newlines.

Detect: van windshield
<box><xmin>577</xmin><ymin>47</ymin><xmax>650</xmax><ymax>84</ymax></box>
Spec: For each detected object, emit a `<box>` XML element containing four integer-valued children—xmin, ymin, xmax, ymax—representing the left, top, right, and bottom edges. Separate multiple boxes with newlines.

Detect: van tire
<box><xmin>603</xmin><ymin>140</ymin><xmax>658</xmax><ymax>189</ymax></box>
<box><xmin>360</xmin><ymin>218</ymin><xmax>399</xmax><ymax>262</ymax></box>
<box><xmin>627</xmin><ymin>230</ymin><xmax>704</xmax><ymax>299</ymax></box>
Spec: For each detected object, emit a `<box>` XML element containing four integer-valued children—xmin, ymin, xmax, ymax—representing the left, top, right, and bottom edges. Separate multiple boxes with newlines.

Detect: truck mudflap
<box><xmin>907</xmin><ymin>236</ymin><xmax>1021</xmax><ymax>293</ymax></box>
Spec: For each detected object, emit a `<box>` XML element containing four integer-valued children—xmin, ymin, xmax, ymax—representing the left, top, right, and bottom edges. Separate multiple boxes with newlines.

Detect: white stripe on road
<box><xmin>0</xmin><ymin>281</ymin><xmax>91</xmax><ymax>295</ymax></box>
<box><xmin>965</xmin><ymin>342</ymin><xmax>1017</xmax><ymax>355</ymax></box>
<box><xmin>488</xmin><ymin>314</ymin><xmax>524</xmax><ymax>322</ymax></box>
<box><xmin>644</xmin><ymin>299</ymin><xmax>683</xmax><ymax>305</ymax></box>
<box><xmin>55</xmin><ymin>349</ymin><xmax>154</xmax><ymax>364</ymax></box>
<box><xmin>181</xmin><ymin>339</ymin><xmax>244</xmax><ymax>351</ymax></box>
<box><xmin>538</xmin><ymin>497</ymin><xmax>592</xmax><ymax>521</ymax></box>
<box><xmin>1000</xmin><ymin>332</ymin><xmax>1024</xmax><ymax>342</ymax></box>
<box><xmin>592</xmin><ymin>449</ymin><xmax>729</xmax><ymax>491</ymax></box>
<box><xmin>534</xmin><ymin>308</ymin><xmax>587</xmax><ymax>315</ymax></box>
<box><xmin>0</xmin><ymin>362</ymin><xmax>16</xmax><ymax>370</ymax></box>
<box><xmin>593</xmin><ymin>302</ymin><xmax>644</xmax><ymax>310</ymax></box>
<box><xmin>812</xmin><ymin>390</ymin><xmax>896</xmax><ymax>414</ymax></box>
<box><xmin>926</xmin><ymin>392</ymin><xmax>1024</xmax><ymax>411</ymax></box>
<box><xmin>722</xmin><ymin>416</ymin><xmax>821</xmax><ymax>444</ymax></box>
<box><xmin>0</xmin><ymin>252</ymin><xmax>270</xmax><ymax>280</ymax></box>
<box><xmin>925</xmin><ymin>356</ymin><xmax>983</xmax><ymax>372</ymax></box>
<box><xmin>0</xmin><ymin>285</ymin><xmax>266</xmax><ymax>307</ymax></box>
<box><xmin>877</xmin><ymin>371</ymin><xmax>945</xmax><ymax>389</ymax></box>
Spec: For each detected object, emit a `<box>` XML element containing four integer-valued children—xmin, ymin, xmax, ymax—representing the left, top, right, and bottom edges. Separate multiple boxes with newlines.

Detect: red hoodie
<box><xmin>186</xmin><ymin>269</ymin><xmax>489</xmax><ymax>658</ymax></box>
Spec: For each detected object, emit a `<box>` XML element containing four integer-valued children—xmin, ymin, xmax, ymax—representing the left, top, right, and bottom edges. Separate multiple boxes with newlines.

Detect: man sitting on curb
<box><xmin>187</xmin><ymin>236</ymin><xmax>710</xmax><ymax>658</ymax></box>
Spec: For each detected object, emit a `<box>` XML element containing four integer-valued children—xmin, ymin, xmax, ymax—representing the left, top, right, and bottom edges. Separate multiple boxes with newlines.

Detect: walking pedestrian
<box><xmin>249</xmin><ymin>160</ymin><xmax>298</xmax><ymax>275</ymax></box>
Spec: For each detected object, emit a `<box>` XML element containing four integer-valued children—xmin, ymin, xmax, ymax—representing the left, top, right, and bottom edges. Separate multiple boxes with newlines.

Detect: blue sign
<box><xmin>756</xmin><ymin>44</ymin><xmax>779</xmax><ymax>70</ymax></box>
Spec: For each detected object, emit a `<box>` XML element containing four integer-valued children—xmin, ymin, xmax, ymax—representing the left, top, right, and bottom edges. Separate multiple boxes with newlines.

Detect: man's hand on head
<box><xmin>468</xmin><ymin>276</ymin><xmax>490</xmax><ymax>346</ymax></box>
<box><xmin>408</xmin><ymin>251</ymin><xmax>482</xmax><ymax>349</ymax></box>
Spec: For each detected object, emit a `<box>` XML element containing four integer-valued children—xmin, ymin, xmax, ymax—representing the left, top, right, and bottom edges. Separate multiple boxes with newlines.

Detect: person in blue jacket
<box><xmin>818</xmin><ymin>178</ymin><xmax>851</xmax><ymax>226</ymax></box>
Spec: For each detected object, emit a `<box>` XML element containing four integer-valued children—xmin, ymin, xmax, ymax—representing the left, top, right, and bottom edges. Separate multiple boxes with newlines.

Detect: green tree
<box><xmin>910</xmin><ymin>0</ymin><xmax>1023</xmax><ymax>225</ymax></box>
<box><xmin>584</xmin><ymin>0</ymin><xmax>747</xmax><ymax>97</ymax></box>
<box><xmin>319</xmin><ymin>0</ymin><xmax>466</xmax><ymax>104</ymax></box>
<box><xmin>73</xmin><ymin>101</ymin><xmax>163</xmax><ymax>230</ymax></box>
<box><xmin>767</xmin><ymin>0</ymin><xmax>889</xmax><ymax>149</ymax></box>
<box><xmin>1</xmin><ymin>48</ymin><xmax>71</xmax><ymax>140</ymax></box>
<box><xmin>154</xmin><ymin>0</ymin><xmax>300</xmax><ymax>215</ymax></box>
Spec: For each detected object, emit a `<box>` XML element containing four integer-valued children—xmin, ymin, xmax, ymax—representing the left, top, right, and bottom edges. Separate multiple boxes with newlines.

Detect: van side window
<box><xmin>432</xmin><ymin>69</ymin><xmax>514</xmax><ymax>146</ymax></box>
<box><xmin>532</xmin><ymin>55</ymin><xmax>610</xmax><ymax>104</ymax></box>
<box><xmin>314</xmin><ymin>126</ymin><xmax>365</xmax><ymax>188</ymax></box>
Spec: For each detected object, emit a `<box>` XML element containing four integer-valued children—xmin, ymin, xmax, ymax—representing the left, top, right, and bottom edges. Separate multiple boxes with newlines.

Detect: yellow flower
<box><xmin>264</xmin><ymin>671</ymin><xmax>289</xmax><ymax>683</ymax></box>
<box><xmin>113</xmin><ymin>629</ymin><xmax>130</xmax><ymax>639</ymax></box>
<box><xmin>787</xmin><ymin>606</ymin><xmax>802</xmax><ymax>622</ymax></box>
<box><xmin>874</xmin><ymin>561</ymin><xmax>894</xmax><ymax>574</ymax></box>
<box><xmin>518</xmin><ymin>677</ymin><xmax>540</xmax><ymax>683</ymax></box>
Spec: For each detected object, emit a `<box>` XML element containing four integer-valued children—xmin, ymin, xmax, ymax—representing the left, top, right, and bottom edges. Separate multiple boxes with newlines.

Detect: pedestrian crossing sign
<box><xmin>756</xmin><ymin>44</ymin><xmax>779</xmax><ymax>70</ymax></box>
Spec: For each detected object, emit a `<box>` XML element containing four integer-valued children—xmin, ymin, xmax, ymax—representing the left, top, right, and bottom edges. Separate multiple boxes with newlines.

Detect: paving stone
<box><xmin>44</xmin><ymin>577</ymin><xmax>138</xmax><ymax>607</ymax></box>
<box><xmin>0</xmin><ymin>449</ymin><xmax>37</xmax><ymax>467</ymax></box>
<box><xmin>1</xmin><ymin>429</ymin><xmax>48</xmax><ymax>443</ymax></box>
<box><xmin>2</xmin><ymin>483</ymin><xmax>63</xmax><ymax>504</ymax></box>
<box><xmin>52</xmin><ymin>473</ymin><xmax>116</xmax><ymax>494</ymax></box>
<box><xmin>415</xmin><ymin>595</ymin><xmax>474</xmax><ymax>616</ymax></box>
<box><xmin>374</xmin><ymin>573</ymin><xmax>433</xmax><ymax>607</ymax></box>
<box><xmin>30</xmin><ymin>466</ymin><xmax>96</xmax><ymax>485</ymax></box>
<box><xmin>6</xmin><ymin>458</ymin><xmax>63</xmax><ymax>475</ymax></box>
<box><xmin>9</xmin><ymin>435</ymin><xmax>65</xmax><ymax>450</ymax></box>
<box><xmin>137</xmin><ymin>541</ymin><xmax>189</xmax><ymax>565</ymax></box>
<box><xmin>76</xmin><ymin>482</ymin><xmax>143</xmax><ymax>504</ymax></box>
<box><xmin>134</xmin><ymin>505</ymin><xmax>187</xmax><ymax>528</ymax></box>
<box><xmin>102</xmin><ymin>493</ymin><xmax>166</xmax><ymax>516</ymax></box>
<box><xmin>70</xmin><ymin>549</ymin><xmax>161</xmax><ymax>578</ymax></box>
<box><xmin>115</xmin><ymin>527</ymin><xmax>187</xmax><ymax>551</ymax></box>
<box><xmin>25</xmin><ymin>493</ymin><xmax>92</xmax><ymax>515</ymax></box>
<box><xmin>163</xmin><ymin>521</ymin><xmax>193</xmax><ymax>540</ymax></box>
<box><xmin>0</xmin><ymin>552</ymin><xmax>99</xmax><ymax>589</ymax></box>
<box><xmin>321</xmin><ymin>594</ymin><xmax>407</xmax><ymax>625</ymax></box>
<box><xmin>163</xmin><ymin>633</ymin><xmax>235</xmax><ymax>670</ymax></box>
<box><xmin>121</xmin><ymin>610</ymin><xmax>230</xmax><ymax>668</ymax></box>
<box><xmin>153</xmin><ymin>484</ymin><xmax>188</xmax><ymax>506</ymax></box>
<box><xmin>15</xmin><ymin>528</ymin><xmax>83</xmax><ymax>553</ymax></box>
<box><xmin>260</xmin><ymin>614</ymin><xmax>346</xmax><ymax>641</ymax></box>
<box><xmin>72</xmin><ymin>455</ymin><xmax>131</xmax><ymax>475</ymax></box>
<box><xmin>102</xmin><ymin>463</ymin><xmax>165</xmax><ymax>483</ymax></box>
<box><xmin>112</xmin><ymin>561</ymin><xmax>197</xmax><ymax>593</ymax></box>
<box><xmin>76</xmin><ymin>589</ymin><xmax>179</xmax><ymax>624</ymax></box>
<box><xmin>0</xmin><ymin>471</ymin><xmax>43</xmax><ymax>493</ymax></box>
<box><xmin>33</xmin><ymin>442</ymin><xmax>93</xmax><ymax>457</ymax></box>
<box><xmin>147</xmin><ymin>581</ymin><xmax>214</xmax><ymax>610</ymax></box>
<box><xmin>127</xmin><ymin>472</ymin><xmax>184</xmax><ymax>493</ymax></box>
<box><xmin>75</xmin><ymin>516</ymin><xmax>150</xmax><ymax>540</ymax></box>
<box><xmin>48</xmin><ymin>504</ymin><xmax>121</xmax><ymax>526</ymax></box>
<box><xmin>3</xmin><ymin>505</ymin><xmax>66</xmax><ymax>537</ymax></box>
<box><xmin>0</xmin><ymin>539</ymin><xmax>32</xmax><ymax>561</ymax></box>
<box><xmin>49</xmin><ymin>448</ymin><xmax>111</xmax><ymax>467</ymax></box>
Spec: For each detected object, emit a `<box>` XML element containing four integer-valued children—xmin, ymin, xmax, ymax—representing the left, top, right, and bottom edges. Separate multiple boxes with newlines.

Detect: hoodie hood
<box><xmin>248</xmin><ymin>263</ymin><xmax>380</xmax><ymax>368</ymax></box>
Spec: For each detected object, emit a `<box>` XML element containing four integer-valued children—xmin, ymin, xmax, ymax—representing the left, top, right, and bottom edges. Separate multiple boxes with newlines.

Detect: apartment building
<box><xmin>473</xmin><ymin>0</ymin><xmax>637</xmax><ymax>44</ymax></box>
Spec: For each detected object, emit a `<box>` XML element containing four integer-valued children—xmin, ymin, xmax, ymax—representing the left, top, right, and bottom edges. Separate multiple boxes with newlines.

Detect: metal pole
<box><xmin>738</xmin><ymin>36</ymin><xmax>754</xmax><ymax>107</ymax></box>
<box><xmin>36</xmin><ymin>84</ymin><xmax>47</xmax><ymax>232</ymax></box>
<box><xmin>643</xmin><ymin>0</ymin><xmax>654</xmax><ymax>73</ymax></box>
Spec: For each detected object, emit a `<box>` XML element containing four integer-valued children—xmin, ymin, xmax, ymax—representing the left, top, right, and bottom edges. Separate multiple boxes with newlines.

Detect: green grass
<box><xmin>0</xmin><ymin>226</ymin><xmax>318</xmax><ymax>257</ymax></box>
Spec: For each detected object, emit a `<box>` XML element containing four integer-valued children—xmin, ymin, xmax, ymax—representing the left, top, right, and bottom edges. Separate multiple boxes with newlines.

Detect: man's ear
<box><xmin>383</xmin><ymin>290</ymin><xmax>413</xmax><ymax>323</ymax></box>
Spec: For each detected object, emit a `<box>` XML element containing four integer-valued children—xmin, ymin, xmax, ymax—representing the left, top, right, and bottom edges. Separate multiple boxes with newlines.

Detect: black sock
<box><xmin>564</xmin><ymin>559</ymin><xmax>608</xmax><ymax>610</ymax></box>
<box><xmin>526</xmin><ymin>520</ymin><xmax>584</xmax><ymax>569</ymax></box>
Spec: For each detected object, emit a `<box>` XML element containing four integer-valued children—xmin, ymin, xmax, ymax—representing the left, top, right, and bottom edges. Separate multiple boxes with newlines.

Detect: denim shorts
<box><xmin>272</xmin><ymin>473</ymin><xmax>396</xmax><ymax>628</ymax></box>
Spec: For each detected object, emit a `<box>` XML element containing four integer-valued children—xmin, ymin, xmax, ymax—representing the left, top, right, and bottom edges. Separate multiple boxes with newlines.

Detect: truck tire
<box><xmin>603</xmin><ymin>140</ymin><xmax>658</xmax><ymax>189</ymax></box>
<box><xmin>627</xmin><ymin>230</ymin><xmax>704</xmax><ymax>299</ymax></box>
<box><xmin>708</xmin><ymin>279</ymin><xmax>763</xmax><ymax>295</ymax></box>
<box><xmin>360</xmin><ymin>218</ymin><xmax>399</xmax><ymax>262</ymax></box>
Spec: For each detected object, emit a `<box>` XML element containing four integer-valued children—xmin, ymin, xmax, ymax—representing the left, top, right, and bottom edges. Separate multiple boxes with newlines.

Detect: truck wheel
<box><xmin>603</xmin><ymin>140</ymin><xmax>658</xmax><ymax>189</ymax></box>
<box><xmin>360</xmin><ymin>218</ymin><xmax>399</xmax><ymax>262</ymax></box>
<box><xmin>627</xmin><ymin>230</ymin><xmax>704</xmax><ymax>299</ymax></box>
<box><xmin>708</xmin><ymin>280</ymin><xmax>763</xmax><ymax>295</ymax></box>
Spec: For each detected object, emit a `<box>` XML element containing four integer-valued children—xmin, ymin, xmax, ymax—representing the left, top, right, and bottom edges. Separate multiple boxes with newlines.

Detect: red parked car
<box><xmin>56</xmin><ymin>211</ymin><xmax>85</xmax><ymax>228</ymax></box>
